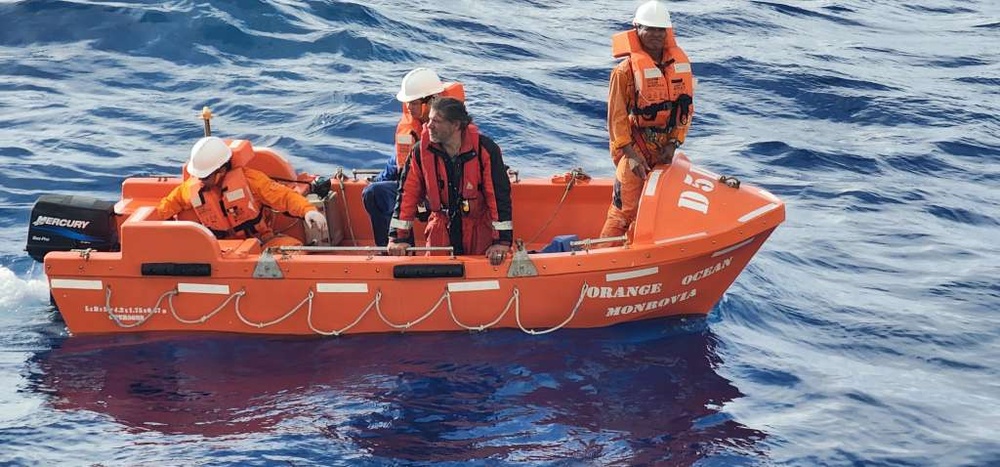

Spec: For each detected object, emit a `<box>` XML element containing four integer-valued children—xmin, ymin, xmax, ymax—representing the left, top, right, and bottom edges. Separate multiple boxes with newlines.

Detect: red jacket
<box><xmin>388</xmin><ymin>124</ymin><xmax>512</xmax><ymax>255</ymax></box>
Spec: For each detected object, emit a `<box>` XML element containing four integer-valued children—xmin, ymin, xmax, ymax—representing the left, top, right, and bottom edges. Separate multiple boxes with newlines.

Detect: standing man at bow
<box><xmin>601</xmin><ymin>0</ymin><xmax>695</xmax><ymax>241</ymax></box>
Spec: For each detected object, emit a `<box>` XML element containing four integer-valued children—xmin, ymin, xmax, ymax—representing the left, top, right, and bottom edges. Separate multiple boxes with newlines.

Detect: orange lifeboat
<box><xmin>27</xmin><ymin>140</ymin><xmax>784</xmax><ymax>336</ymax></box>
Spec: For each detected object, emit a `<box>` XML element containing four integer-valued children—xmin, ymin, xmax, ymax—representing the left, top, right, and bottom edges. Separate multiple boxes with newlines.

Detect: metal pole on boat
<box><xmin>201</xmin><ymin>106</ymin><xmax>212</xmax><ymax>136</ymax></box>
<box><xmin>570</xmin><ymin>235</ymin><xmax>628</xmax><ymax>253</ymax></box>
<box><xmin>277</xmin><ymin>245</ymin><xmax>456</xmax><ymax>258</ymax></box>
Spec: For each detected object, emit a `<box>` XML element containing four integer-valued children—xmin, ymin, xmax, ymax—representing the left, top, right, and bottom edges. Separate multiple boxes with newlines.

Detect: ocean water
<box><xmin>1</xmin><ymin>0</ymin><xmax>998</xmax><ymax>465</ymax></box>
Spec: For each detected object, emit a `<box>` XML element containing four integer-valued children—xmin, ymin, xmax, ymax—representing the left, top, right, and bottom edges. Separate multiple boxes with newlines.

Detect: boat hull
<box><xmin>45</xmin><ymin>229</ymin><xmax>775</xmax><ymax>335</ymax></box>
<box><xmin>38</xmin><ymin>146</ymin><xmax>785</xmax><ymax>336</ymax></box>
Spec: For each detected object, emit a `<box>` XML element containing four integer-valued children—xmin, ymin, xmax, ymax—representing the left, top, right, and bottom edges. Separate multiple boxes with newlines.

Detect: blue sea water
<box><xmin>1</xmin><ymin>0</ymin><xmax>998</xmax><ymax>465</ymax></box>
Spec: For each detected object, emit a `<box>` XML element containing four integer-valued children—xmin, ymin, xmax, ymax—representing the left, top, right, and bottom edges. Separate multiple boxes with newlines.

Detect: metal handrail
<box><xmin>276</xmin><ymin>245</ymin><xmax>456</xmax><ymax>258</ymax></box>
<box><xmin>569</xmin><ymin>235</ymin><xmax>628</xmax><ymax>253</ymax></box>
<box><xmin>351</xmin><ymin>169</ymin><xmax>383</xmax><ymax>181</ymax></box>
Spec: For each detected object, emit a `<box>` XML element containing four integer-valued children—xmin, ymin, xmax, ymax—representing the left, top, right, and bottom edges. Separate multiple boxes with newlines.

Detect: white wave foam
<box><xmin>0</xmin><ymin>266</ymin><xmax>49</xmax><ymax>311</ymax></box>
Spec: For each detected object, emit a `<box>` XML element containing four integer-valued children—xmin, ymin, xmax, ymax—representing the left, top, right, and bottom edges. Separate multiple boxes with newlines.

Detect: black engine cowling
<box><xmin>26</xmin><ymin>194</ymin><xmax>119</xmax><ymax>262</ymax></box>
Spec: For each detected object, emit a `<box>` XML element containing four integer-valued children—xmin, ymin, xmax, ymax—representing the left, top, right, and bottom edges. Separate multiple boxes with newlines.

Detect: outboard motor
<box><xmin>26</xmin><ymin>194</ymin><xmax>119</xmax><ymax>262</ymax></box>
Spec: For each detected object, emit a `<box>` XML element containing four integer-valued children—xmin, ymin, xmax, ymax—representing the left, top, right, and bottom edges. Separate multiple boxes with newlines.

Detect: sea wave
<box><xmin>1</xmin><ymin>0</ymin><xmax>999</xmax><ymax>465</ymax></box>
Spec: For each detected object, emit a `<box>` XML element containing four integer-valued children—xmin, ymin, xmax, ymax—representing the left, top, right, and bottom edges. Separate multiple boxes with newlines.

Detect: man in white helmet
<box><xmin>156</xmin><ymin>136</ymin><xmax>327</xmax><ymax>249</ymax></box>
<box><xmin>362</xmin><ymin>67</ymin><xmax>465</xmax><ymax>246</ymax></box>
<box><xmin>601</xmin><ymin>0</ymin><xmax>696</xmax><ymax>241</ymax></box>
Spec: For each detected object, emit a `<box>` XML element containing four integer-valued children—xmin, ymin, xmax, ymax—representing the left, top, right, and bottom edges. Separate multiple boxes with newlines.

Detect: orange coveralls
<box><xmin>156</xmin><ymin>167</ymin><xmax>316</xmax><ymax>248</ymax></box>
<box><xmin>600</xmin><ymin>57</ymin><xmax>690</xmax><ymax>239</ymax></box>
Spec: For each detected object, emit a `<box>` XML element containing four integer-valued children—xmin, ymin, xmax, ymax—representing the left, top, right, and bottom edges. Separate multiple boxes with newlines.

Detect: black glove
<box><xmin>311</xmin><ymin>176</ymin><xmax>332</xmax><ymax>198</ymax></box>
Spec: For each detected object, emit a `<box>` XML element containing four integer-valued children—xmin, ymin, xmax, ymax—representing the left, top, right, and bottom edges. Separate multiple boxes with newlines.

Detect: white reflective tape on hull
<box><xmin>448</xmin><ymin>280</ymin><xmax>500</xmax><ymax>293</ymax></box>
<box><xmin>712</xmin><ymin>237</ymin><xmax>756</xmax><ymax>258</ymax></box>
<box><xmin>50</xmin><ymin>279</ymin><xmax>103</xmax><ymax>290</ymax></box>
<box><xmin>738</xmin><ymin>203</ymin><xmax>780</xmax><ymax>223</ymax></box>
<box><xmin>644</xmin><ymin>170</ymin><xmax>663</xmax><ymax>197</ymax></box>
<box><xmin>316</xmin><ymin>283</ymin><xmax>369</xmax><ymax>293</ymax></box>
<box><xmin>756</xmin><ymin>188</ymin><xmax>780</xmax><ymax>203</ymax></box>
<box><xmin>689</xmin><ymin>165</ymin><xmax>719</xmax><ymax>180</ymax></box>
<box><xmin>655</xmin><ymin>232</ymin><xmax>708</xmax><ymax>245</ymax></box>
<box><xmin>606</xmin><ymin>267</ymin><xmax>659</xmax><ymax>282</ymax></box>
<box><xmin>177</xmin><ymin>283</ymin><xmax>230</xmax><ymax>295</ymax></box>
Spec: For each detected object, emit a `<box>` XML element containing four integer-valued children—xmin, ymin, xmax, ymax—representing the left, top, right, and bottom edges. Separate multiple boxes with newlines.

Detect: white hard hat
<box><xmin>633</xmin><ymin>0</ymin><xmax>672</xmax><ymax>28</ymax></box>
<box><xmin>186</xmin><ymin>136</ymin><xmax>232</xmax><ymax>179</ymax></box>
<box><xmin>396</xmin><ymin>67</ymin><xmax>446</xmax><ymax>102</ymax></box>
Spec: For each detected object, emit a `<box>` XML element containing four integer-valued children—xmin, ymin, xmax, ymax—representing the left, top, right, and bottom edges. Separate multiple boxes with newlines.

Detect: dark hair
<box><xmin>430</xmin><ymin>97</ymin><xmax>472</xmax><ymax>130</ymax></box>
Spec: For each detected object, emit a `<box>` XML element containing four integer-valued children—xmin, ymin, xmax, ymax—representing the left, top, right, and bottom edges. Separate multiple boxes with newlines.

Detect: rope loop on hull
<box><xmin>169</xmin><ymin>289</ymin><xmax>246</xmax><ymax>324</ymax></box>
<box><xmin>448</xmin><ymin>287</ymin><xmax>520</xmax><ymax>331</ymax></box>
<box><xmin>375</xmin><ymin>288</ymin><xmax>446</xmax><ymax>331</ymax></box>
<box><xmin>103</xmin><ymin>286</ymin><xmax>176</xmax><ymax>328</ymax></box>
<box><xmin>308</xmin><ymin>290</ymin><xmax>382</xmax><ymax>336</ymax></box>
<box><xmin>516</xmin><ymin>283</ymin><xmax>588</xmax><ymax>335</ymax></box>
<box><xmin>102</xmin><ymin>281</ymin><xmax>591</xmax><ymax>336</ymax></box>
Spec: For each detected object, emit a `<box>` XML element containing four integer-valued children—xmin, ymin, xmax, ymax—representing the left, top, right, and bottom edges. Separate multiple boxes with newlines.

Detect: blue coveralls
<box><xmin>361</xmin><ymin>153</ymin><xmax>400</xmax><ymax>246</ymax></box>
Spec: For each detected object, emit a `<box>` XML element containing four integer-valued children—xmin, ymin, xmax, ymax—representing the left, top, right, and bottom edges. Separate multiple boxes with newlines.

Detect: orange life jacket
<box><xmin>612</xmin><ymin>29</ymin><xmax>694</xmax><ymax>134</ymax></box>
<box><xmin>188</xmin><ymin>166</ymin><xmax>271</xmax><ymax>240</ymax></box>
<box><xmin>394</xmin><ymin>82</ymin><xmax>466</xmax><ymax>168</ymax></box>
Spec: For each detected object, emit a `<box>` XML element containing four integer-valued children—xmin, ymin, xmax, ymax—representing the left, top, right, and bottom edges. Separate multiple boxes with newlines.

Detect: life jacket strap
<box><xmin>231</xmin><ymin>209</ymin><xmax>266</xmax><ymax>237</ymax></box>
<box><xmin>630</xmin><ymin>126</ymin><xmax>659</xmax><ymax>162</ymax></box>
<box><xmin>671</xmin><ymin>94</ymin><xmax>693</xmax><ymax>127</ymax></box>
<box><xmin>630</xmin><ymin>100</ymin><xmax>674</xmax><ymax>122</ymax></box>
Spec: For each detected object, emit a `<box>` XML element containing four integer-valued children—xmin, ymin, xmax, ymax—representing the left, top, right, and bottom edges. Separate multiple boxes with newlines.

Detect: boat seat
<box><xmin>244</xmin><ymin>147</ymin><xmax>297</xmax><ymax>186</ymax></box>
